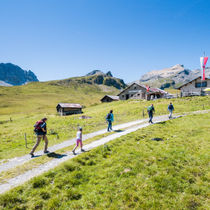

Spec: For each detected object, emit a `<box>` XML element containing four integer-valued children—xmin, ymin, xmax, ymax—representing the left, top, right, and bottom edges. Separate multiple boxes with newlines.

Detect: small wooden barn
<box><xmin>101</xmin><ymin>95</ymin><xmax>119</xmax><ymax>103</ymax></box>
<box><xmin>56</xmin><ymin>103</ymin><xmax>82</xmax><ymax>116</ymax></box>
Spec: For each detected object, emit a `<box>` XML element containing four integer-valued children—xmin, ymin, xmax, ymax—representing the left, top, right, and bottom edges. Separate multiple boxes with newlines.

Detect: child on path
<box><xmin>72</xmin><ymin>127</ymin><xmax>85</xmax><ymax>155</ymax></box>
<box><xmin>168</xmin><ymin>102</ymin><xmax>174</xmax><ymax>119</ymax></box>
<box><xmin>106</xmin><ymin>110</ymin><xmax>114</xmax><ymax>132</ymax></box>
<box><xmin>30</xmin><ymin>117</ymin><xmax>49</xmax><ymax>157</ymax></box>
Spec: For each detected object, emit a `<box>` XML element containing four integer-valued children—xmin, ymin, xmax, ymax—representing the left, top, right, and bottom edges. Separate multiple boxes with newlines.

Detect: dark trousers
<box><xmin>148</xmin><ymin>112</ymin><xmax>153</xmax><ymax>123</ymax></box>
<box><xmin>107</xmin><ymin>120</ymin><xmax>112</xmax><ymax>131</ymax></box>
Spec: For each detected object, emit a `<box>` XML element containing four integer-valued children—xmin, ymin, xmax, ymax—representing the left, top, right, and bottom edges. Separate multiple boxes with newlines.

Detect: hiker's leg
<box><xmin>110</xmin><ymin>121</ymin><xmax>112</xmax><ymax>130</ymax></box>
<box><xmin>72</xmin><ymin>145</ymin><xmax>78</xmax><ymax>152</ymax></box>
<box><xmin>150</xmin><ymin>113</ymin><xmax>153</xmax><ymax>123</ymax></box>
<box><xmin>107</xmin><ymin>121</ymin><xmax>111</xmax><ymax>131</ymax></box>
<box><xmin>43</xmin><ymin>135</ymin><xmax>48</xmax><ymax>152</ymax></box>
<box><xmin>79</xmin><ymin>140</ymin><xmax>83</xmax><ymax>149</ymax></box>
<box><xmin>149</xmin><ymin>113</ymin><xmax>152</xmax><ymax>123</ymax></box>
<box><xmin>73</xmin><ymin>140</ymin><xmax>79</xmax><ymax>152</ymax></box>
<box><xmin>170</xmin><ymin>110</ymin><xmax>173</xmax><ymax>118</ymax></box>
<box><xmin>30</xmin><ymin>136</ymin><xmax>41</xmax><ymax>154</ymax></box>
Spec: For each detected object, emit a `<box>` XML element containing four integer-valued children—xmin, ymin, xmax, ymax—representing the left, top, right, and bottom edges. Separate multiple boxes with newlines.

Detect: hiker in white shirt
<box><xmin>72</xmin><ymin>127</ymin><xmax>85</xmax><ymax>155</ymax></box>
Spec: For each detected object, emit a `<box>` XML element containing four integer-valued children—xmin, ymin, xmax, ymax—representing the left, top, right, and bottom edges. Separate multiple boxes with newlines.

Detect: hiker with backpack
<box><xmin>168</xmin><ymin>102</ymin><xmax>174</xmax><ymax>119</ymax></box>
<box><xmin>106</xmin><ymin>110</ymin><xmax>114</xmax><ymax>132</ymax></box>
<box><xmin>147</xmin><ymin>104</ymin><xmax>155</xmax><ymax>124</ymax></box>
<box><xmin>72</xmin><ymin>127</ymin><xmax>85</xmax><ymax>155</ymax></box>
<box><xmin>30</xmin><ymin>118</ymin><xmax>49</xmax><ymax>157</ymax></box>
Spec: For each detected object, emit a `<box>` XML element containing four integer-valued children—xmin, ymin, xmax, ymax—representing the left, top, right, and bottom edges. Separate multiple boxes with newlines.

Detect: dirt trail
<box><xmin>0</xmin><ymin>115</ymin><xmax>172</xmax><ymax>194</ymax></box>
<box><xmin>0</xmin><ymin>109</ymin><xmax>209</xmax><ymax>194</ymax></box>
<box><xmin>0</xmin><ymin>118</ymin><xmax>150</xmax><ymax>173</ymax></box>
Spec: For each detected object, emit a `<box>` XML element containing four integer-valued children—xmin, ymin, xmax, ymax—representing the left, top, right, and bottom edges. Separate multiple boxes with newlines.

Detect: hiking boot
<box><xmin>30</xmin><ymin>153</ymin><xmax>34</xmax><ymax>158</ymax></box>
<box><xmin>44</xmin><ymin>150</ymin><xmax>50</xmax><ymax>154</ymax></box>
<box><xmin>81</xmin><ymin>149</ymin><xmax>85</xmax><ymax>152</ymax></box>
<box><xmin>72</xmin><ymin>150</ymin><xmax>76</xmax><ymax>155</ymax></box>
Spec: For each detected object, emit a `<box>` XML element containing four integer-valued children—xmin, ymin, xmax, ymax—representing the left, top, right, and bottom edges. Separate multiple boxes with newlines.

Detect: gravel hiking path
<box><xmin>0</xmin><ymin>118</ymin><xmax>151</xmax><ymax>173</ymax></box>
<box><xmin>0</xmin><ymin>109</ymin><xmax>209</xmax><ymax>194</ymax></box>
<box><xmin>0</xmin><ymin>114</ymin><xmax>179</xmax><ymax>194</ymax></box>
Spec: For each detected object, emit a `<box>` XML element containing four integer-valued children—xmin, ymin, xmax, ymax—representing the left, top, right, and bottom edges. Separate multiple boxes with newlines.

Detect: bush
<box><xmin>32</xmin><ymin>177</ymin><xmax>47</xmax><ymax>188</ymax></box>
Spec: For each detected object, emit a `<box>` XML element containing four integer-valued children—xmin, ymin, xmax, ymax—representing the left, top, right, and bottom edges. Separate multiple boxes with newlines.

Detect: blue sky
<box><xmin>0</xmin><ymin>0</ymin><xmax>210</xmax><ymax>82</ymax></box>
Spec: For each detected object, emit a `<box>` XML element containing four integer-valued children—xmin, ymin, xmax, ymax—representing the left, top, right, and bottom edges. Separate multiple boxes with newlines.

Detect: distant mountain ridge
<box><xmin>0</xmin><ymin>63</ymin><xmax>39</xmax><ymax>86</ymax></box>
<box><xmin>138</xmin><ymin>64</ymin><xmax>210</xmax><ymax>89</ymax></box>
<box><xmin>53</xmin><ymin>70</ymin><xmax>126</xmax><ymax>90</ymax></box>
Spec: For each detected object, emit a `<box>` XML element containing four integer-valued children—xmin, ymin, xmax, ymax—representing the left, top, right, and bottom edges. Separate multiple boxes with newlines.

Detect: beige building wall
<box><xmin>180</xmin><ymin>78</ymin><xmax>210</xmax><ymax>96</ymax></box>
<box><xmin>118</xmin><ymin>83</ymin><xmax>147</xmax><ymax>100</ymax></box>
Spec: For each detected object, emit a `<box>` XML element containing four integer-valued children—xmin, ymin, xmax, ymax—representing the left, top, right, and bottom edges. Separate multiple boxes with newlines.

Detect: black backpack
<box><xmin>106</xmin><ymin>113</ymin><xmax>111</xmax><ymax>120</ymax></box>
<box><xmin>169</xmin><ymin>104</ymin><xmax>173</xmax><ymax>110</ymax></box>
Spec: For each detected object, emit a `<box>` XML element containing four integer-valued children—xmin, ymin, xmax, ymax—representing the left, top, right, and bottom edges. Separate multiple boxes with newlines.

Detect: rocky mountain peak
<box><xmin>0</xmin><ymin>63</ymin><xmax>39</xmax><ymax>86</ymax></box>
<box><xmin>86</xmin><ymin>70</ymin><xmax>104</xmax><ymax>76</ymax></box>
<box><xmin>86</xmin><ymin>70</ymin><xmax>113</xmax><ymax>77</ymax></box>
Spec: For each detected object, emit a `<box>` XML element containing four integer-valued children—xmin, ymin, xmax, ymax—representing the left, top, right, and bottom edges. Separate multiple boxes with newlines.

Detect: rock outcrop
<box><xmin>138</xmin><ymin>64</ymin><xmax>210</xmax><ymax>89</ymax></box>
<box><xmin>0</xmin><ymin>63</ymin><xmax>39</xmax><ymax>86</ymax></box>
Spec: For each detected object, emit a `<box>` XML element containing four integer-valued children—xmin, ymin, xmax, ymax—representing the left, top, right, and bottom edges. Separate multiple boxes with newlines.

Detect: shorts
<box><xmin>76</xmin><ymin>139</ymin><xmax>82</xmax><ymax>147</ymax></box>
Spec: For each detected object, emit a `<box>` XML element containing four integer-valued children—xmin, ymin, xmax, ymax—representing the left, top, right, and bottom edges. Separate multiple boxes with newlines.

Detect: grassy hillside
<box><xmin>0</xmin><ymin>80</ymin><xmax>119</xmax><ymax>115</ymax></box>
<box><xmin>0</xmin><ymin>95</ymin><xmax>210</xmax><ymax>160</ymax></box>
<box><xmin>0</xmin><ymin>112</ymin><xmax>209</xmax><ymax>209</ymax></box>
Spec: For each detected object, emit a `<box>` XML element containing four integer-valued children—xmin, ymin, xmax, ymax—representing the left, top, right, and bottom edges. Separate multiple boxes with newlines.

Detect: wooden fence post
<box><xmin>24</xmin><ymin>133</ymin><xmax>27</xmax><ymax>148</ymax></box>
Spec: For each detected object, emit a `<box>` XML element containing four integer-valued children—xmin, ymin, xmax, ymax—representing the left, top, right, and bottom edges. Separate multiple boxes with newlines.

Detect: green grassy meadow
<box><xmin>0</xmin><ymin>112</ymin><xmax>209</xmax><ymax>209</ymax></box>
<box><xmin>0</xmin><ymin>82</ymin><xmax>210</xmax><ymax>160</ymax></box>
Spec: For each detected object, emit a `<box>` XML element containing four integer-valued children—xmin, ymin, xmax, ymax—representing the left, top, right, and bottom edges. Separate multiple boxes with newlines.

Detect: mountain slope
<box><xmin>52</xmin><ymin>70</ymin><xmax>126</xmax><ymax>90</ymax></box>
<box><xmin>0</xmin><ymin>76</ymin><xmax>120</xmax><ymax>115</ymax></box>
<box><xmin>0</xmin><ymin>63</ymin><xmax>39</xmax><ymax>86</ymax></box>
<box><xmin>138</xmin><ymin>64</ymin><xmax>210</xmax><ymax>89</ymax></box>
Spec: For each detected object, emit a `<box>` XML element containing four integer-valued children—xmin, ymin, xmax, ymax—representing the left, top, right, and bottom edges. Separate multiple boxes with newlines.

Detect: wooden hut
<box><xmin>56</xmin><ymin>103</ymin><xmax>82</xmax><ymax>116</ymax></box>
<box><xmin>101</xmin><ymin>95</ymin><xmax>119</xmax><ymax>103</ymax></box>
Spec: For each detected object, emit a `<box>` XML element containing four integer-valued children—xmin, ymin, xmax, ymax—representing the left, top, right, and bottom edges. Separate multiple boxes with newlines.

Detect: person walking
<box><xmin>168</xmin><ymin>102</ymin><xmax>174</xmax><ymax>119</ymax></box>
<box><xmin>106</xmin><ymin>110</ymin><xmax>114</xmax><ymax>132</ymax></box>
<box><xmin>30</xmin><ymin>117</ymin><xmax>49</xmax><ymax>157</ymax></box>
<box><xmin>147</xmin><ymin>104</ymin><xmax>155</xmax><ymax>124</ymax></box>
<box><xmin>72</xmin><ymin>127</ymin><xmax>85</xmax><ymax>155</ymax></box>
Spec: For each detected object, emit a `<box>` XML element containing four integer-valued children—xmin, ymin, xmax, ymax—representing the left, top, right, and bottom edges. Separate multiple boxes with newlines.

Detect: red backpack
<box><xmin>34</xmin><ymin>120</ymin><xmax>43</xmax><ymax>132</ymax></box>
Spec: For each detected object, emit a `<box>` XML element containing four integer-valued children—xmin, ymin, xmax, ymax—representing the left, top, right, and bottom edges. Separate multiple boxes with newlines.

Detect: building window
<box><xmin>122</xmin><ymin>95</ymin><xmax>124</xmax><ymax>98</ymax></box>
<box><xmin>134</xmin><ymin>86</ymin><xmax>136</xmax><ymax>90</ymax></box>
<box><xmin>131</xmin><ymin>94</ymin><xmax>133</xmax><ymax>97</ymax></box>
<box><xmin>195</xmin><ymin>82</ymin><xmax>207</xmax><ymax>88</ymax></box>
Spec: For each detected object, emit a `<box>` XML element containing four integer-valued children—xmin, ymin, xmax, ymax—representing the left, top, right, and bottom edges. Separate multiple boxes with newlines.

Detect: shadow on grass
<box><xmin>151</xmin><ymin>137</ymin><xmax>164</xmax><ymax>141</ymax></box>
<box><xmin>155</xmin><ymin>121</ymin><xmax>166</xmax><ymax>125</ymax></box>
<box><xmin>47</xmin><ymin>152</ymin><xmax>67</xmax><ymax>159</ymax></box>
<box><xmin>114</xmin><ymin>129</ymin><xmax>124</xmax><ymax>133</ymax></box>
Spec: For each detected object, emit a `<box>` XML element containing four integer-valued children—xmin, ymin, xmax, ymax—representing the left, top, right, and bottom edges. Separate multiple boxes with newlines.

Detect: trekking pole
<box><xmin>142</xmin><ymin>109</ymin><xmax>145</xmax><ymax>118</ymax></box>
<box><xmin>24</xmin><ymin>133</ymin><xmax>27</xmax><ymax>148</ymax></box>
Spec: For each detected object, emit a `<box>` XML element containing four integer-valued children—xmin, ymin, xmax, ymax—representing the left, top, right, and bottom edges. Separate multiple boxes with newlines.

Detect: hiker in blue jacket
<box><xmin>168</xmin><ymin>102</ymin><xmax>174</xmax><ymax>119</ymax></box>
<box><xmin>147</xmin><ymin>104</ymin><xmax>155</xmax><ymax>124</ymax></box>
<box><xmin>106</xmin><ymin>110</ymin><xmax>114</xmax><ymax>132</ymax></box>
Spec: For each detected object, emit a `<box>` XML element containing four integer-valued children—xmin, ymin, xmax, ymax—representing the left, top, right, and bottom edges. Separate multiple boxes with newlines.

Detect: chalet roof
<box><xmin>101</xmin><ymin>95</ymin><xmax>119</xmax><ymax>101</ymax></box>
<box><xmin>177</xmin><ymin>76</ymin><xmax>210</xmax><ymax>89</ymax></box>
<box><xmin>118</xmin><ymin>82</ymin><xmax>167</xmax><ymax>96</ymax></box>
<box><xmin>57</xmin><ymin>103</ymin><xmax>82</xmax><ymax>108</ymax></box>
<box><xmin>117</xmin><ymin>82</ymin><xmax>146</xmax><ymax>96</ymax></box>
<box><xmin>148</xmin><ymin>87</ymin><xmax>168</xmax><ymax>94</ymax></box>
